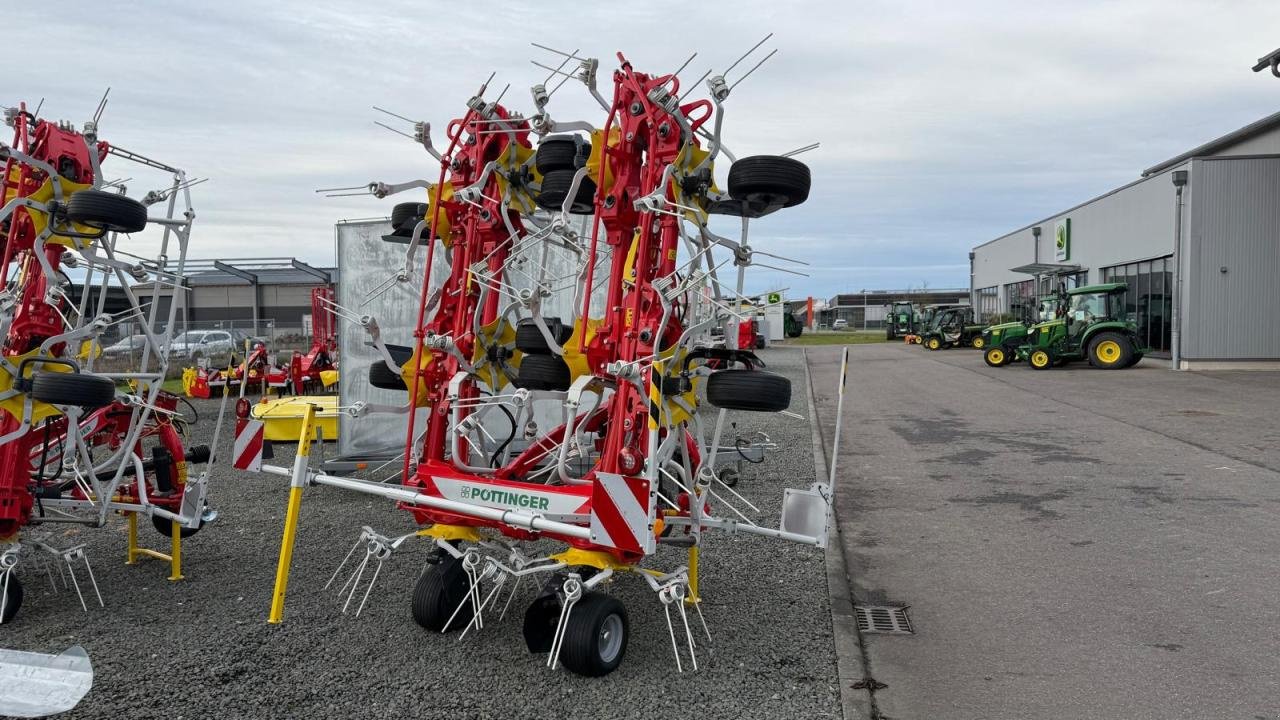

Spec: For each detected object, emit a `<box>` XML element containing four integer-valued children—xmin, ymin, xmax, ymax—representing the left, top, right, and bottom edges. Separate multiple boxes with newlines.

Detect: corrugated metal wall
<box><xmin>1185</xmin><ymin>157</ymin><xmax>1280</xmax><ymax>360</ymax></box>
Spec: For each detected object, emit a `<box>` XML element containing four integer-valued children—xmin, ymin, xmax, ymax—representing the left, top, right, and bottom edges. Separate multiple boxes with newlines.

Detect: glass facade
<box><xmin>976</xmin><ymin>286</ymin><xmax>999</xmax><ymax>320</ymax></box>
<box><xmin>1101</xmin><ymin>256</ymin><xmax>1173</xmax><ymax>354</ymax></box>
<box><xmin>1004</xmin><ymin>280</ymin><xmax>1034</xmax><ymax>320</ymax></box>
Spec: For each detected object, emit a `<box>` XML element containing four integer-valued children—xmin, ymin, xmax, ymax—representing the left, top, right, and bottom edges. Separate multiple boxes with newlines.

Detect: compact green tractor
<box><xmin>1017</xmin><ymin>283</ymin><xmax>1145</xmax><ymax>370</ymax></box>
<box><xmin>919</xmin><ymin>306</ymin><xmax>985</xmax><ymax>350</ymax></box>
<box><xmin>982</xmin><ymin>293</ymin><xmax>1063</xmax><ymax>367</ymax></box>
<box><xmin>885</xmin><ymin>301</ymin><xmax>915</xmax><ymax>340</ymax></box>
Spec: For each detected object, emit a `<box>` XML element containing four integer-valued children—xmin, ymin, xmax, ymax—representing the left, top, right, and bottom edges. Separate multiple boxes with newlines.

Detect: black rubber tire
<box><xmin>535</xmin><ymin>136</ymin><xmax>591</xmax><ymax>174</ymax></box>
<box><xmin>369</xmin><ymin>361</ymin><xmax>407</xmax><ymax>390</ymax></box>
<box><xmin>1088</xmin><ymin>331</ymin><xmax>1135</xmax><ymax>370</ymax></box>
<box><xmin>886</xmin><ymin>329</ymin><xmax>895</xmax><ymax>340</ymax></box>
<box><xmin>514</xmin><ymin>354</ymin><xmax>571</xmax><ymax>391</ymax></box>
<box><xmin>1126</xmin><ymin>352</ymin><xmax>1145</xmax><ymax>368</ymax></box>
<box><xmin>982</xmin><ymin>347</ymin><xmax>1006</xmax><ymax>368</ymax></box>
<box><xmin>1029</xmin><ymin>348</ymin><xmax>1054</xmax><ymax>370</ymax></box>
<box><xmin>30</xmin><ymin>372</ymin><xmax>116</xmax><ymax>408</ymax></box>
<box><xmin>412</xmin><ymin>554</ymin><xmax>473</xmax><ymax>632</ymax></box>
<box><xmin>559</xmin><ymin>591</ymin><xmax>629</xmax><ymax>677</ymax></box>
<box><xmin>705</xmin><ymin>369</ymin><xmax>791</xmax><ymax>412</ymax></box>
<box><xmin>1</xmin><ymin>574</ymin><xmax>22</xmax><ymax>624</ymax></box>
<box><xmin>151</xmin><ymin>514</ymin><xmax>202</xmax><ymax>539</ymax></box>
<box><xmin>66</xmin><ymin>190</ymin><xmax>148</xmax><ymax>233</ymax></box>
<box><xmin>515</xmin><ymin>318</ymin><xmax>573</xmax><ymax>354</ymax></box>
<box><xmin>727</xmin><ymin>155</ymin><xmax>811</xmax><ymax>208</ymax></box>
<box><xmin>536</xmin><ymin>170</ymin><xmax>596</xmax><ymax>214</ymax></box>
<box><xmin>391</xmin><ymin>202</ymin><xmax>427</xmax><ymax>232</ymax></box>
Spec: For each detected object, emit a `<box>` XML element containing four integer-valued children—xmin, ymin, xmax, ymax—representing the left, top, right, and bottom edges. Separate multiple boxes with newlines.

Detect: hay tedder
<box><xmin>255</xmin><ymin>40</ymin><xmax>843</xmax><ymax>677</ymax></box>
<box><xmin>0</xmin><ymin>97</ymin><xmax>217</xmax><ymax>625</ymax></box>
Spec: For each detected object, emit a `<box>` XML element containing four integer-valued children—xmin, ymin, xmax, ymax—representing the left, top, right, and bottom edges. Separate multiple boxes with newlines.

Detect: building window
<box><xmin>1101</xmin><ymin>256</ymin><xmax>1172</xmax><ymax>354</ymax></box>
<box><xmin>976</xmin><ymin>287</ymin><xmax>999</xmax><ymax>320</ymax></box>
<box><xmin>1003</xmin><ymin>280</ymin><xmax>1034</xmax><ymax>320</ymax></box>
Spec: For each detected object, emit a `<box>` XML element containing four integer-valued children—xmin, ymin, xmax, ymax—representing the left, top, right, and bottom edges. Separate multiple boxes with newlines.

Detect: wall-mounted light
<box><xmin>1172</xmin><ymin>170</ymin><xmax>1189</xmax><ymax>188</ymax></box>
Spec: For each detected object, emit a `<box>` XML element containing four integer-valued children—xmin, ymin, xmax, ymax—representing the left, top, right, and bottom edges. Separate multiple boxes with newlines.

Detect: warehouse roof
<box><xmin>1142</xmin><ymin>109</ymin><xmax>1280</xmax><ymax>176</ymax></box>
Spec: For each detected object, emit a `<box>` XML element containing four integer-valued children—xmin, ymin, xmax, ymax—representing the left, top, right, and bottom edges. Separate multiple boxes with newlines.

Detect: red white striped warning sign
<box><xmin>589</xmin><ymin>471</ymin><xmax>654</xmax><ymax>554</ymax></box>
<box><xmin>233</xmin><ymin>418</ymin><xmax>265</xmax><ymax>471</ymax></box>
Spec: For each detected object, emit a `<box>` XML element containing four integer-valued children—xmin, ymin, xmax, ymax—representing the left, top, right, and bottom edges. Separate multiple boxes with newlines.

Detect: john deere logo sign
<box><xmin>767</xmin><ymin>292</ymin><xmax>782</xmax><ymax>304</ymax></box>
<box><xmin>1054</xmin><ymin>218</ymin><xmax>1071</xmax><ymax>261</ymax></box>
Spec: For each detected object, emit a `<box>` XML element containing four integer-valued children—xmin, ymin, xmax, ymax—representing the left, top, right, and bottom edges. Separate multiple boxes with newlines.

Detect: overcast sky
<box><xmin>10</xmin><ymin>1</ymin><xmax>1280</xmax><ymax>299</ymax></box>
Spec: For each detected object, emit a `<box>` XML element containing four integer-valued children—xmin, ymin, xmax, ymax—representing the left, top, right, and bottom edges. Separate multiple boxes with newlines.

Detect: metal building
<box><xmin>970</xmin><ymin>112</ymin><xmax>1280</xmax><ymax>369</ymax></box>
<box><xmin>820</xmin><ymin>288</ymin><xmax>970</xmax><ymax>329</ymax></box>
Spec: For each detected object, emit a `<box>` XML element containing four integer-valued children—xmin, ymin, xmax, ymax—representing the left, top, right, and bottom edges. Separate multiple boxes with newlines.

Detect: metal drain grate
<box><xmin>854</xmin><ymin>605</ymin><xmax>913</xmax><ymax>634</ymax></box>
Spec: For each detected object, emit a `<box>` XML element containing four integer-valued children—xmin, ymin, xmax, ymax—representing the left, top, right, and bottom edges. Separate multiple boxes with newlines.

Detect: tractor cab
<box><xmin>1019</xmin><ymin>283</ymin><xmax>1145</xmax><ymax>370</ymax></box>
<box><xmin>885</xmin><ymin>301</ymin><xmax>916</xmax><ymax>340</ymax></box>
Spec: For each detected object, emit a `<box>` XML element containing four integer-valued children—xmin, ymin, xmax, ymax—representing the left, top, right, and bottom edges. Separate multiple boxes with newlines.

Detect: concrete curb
<box><xmin>804</xmin><ymin>348</ymin><xmax>873</xmax><ymax>720</ymax></box>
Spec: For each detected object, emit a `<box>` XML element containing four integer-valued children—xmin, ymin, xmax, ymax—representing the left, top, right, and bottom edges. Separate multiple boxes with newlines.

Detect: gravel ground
<box><xmin>3</xmin><ymin>348</ymin><xmax>839</xmax><ymax>720</ymax></box>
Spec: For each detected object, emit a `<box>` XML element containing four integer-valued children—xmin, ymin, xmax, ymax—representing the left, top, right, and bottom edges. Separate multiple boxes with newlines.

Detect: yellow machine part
<box><xmin>251</xmin><ymin>395</ymin><xmax>339</xmax><ymax>442</ymax></box>
<box><xmin>0</xmin><ymin>349</ymin><xmax>74</xmax><ymax>425</ymax></box>
<box><xmin>471</xmin><ymin>317</ymin><xmax>521</xmax><ymax>391</ymax></box>
<box><xmin>586</xmin><ymin>128</ymin><xmax>619</xmax><ymax>189</ymax></box>
<box><xmin>400</xmin><ymin>346</ymin><xmax>437</xmax><ymax>407</ymax></box>
<box><xmin>22</xmin><ymin>179</ymin><xmax>99</xmax><ymax>248</ymax></box>
<box><xmin>549</xmin><ymin>547</ymin><xmax>635</xmax><ymax>573</ymax></box>
<box><xmin>424</xmin><ymin>182</ymin><xmax>455</xmax><ymax>247</ymax></box>
<box><xmin>494</xmin><ymin>142</ymin><xmax>540</xmax><ymax>215</ymax></box>
<box><xmin>561</xmin><ymin>317</ymin><xmax>602</xmax><ymax>382</ymax></box>
<box><xmin>672</xmin><ymin>144</ymin><xmax>717</xmax><ymax>223</ymax></box>
<box><xmin>416</xmin><ymin>524</ymin><xmax>483</xmax><ymax>543</ymax></box>
<box><xmin>76</xmin><ymin>339</ymin><xmax>102</xmax><ymax>363</ymax></box>
<box><xmin>181</xmin><ymin>367</ymin><xmax>197</xmax><ymax>396</ymax></box>
<box><xmin>650</xmin><ymin>351</ymin><xmax>700</xmax><ymax>428</ymax></box>
<box><xmin>319</xmin><ymin>369</ymin><xmax>340</xmax><ymax>388</ymax></box>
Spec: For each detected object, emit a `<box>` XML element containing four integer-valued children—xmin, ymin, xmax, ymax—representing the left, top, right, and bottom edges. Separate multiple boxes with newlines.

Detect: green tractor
<box><xmin>1017</xmin><ymin>283</ymin><xmax>1145</xmax><ymax>370</ymax></box>
<box><xmin>885</xmin><ymin>301</ymin><xmax>915</xmax><ymax>340</ymax></box>
<box><xmin>919</xmin><ymin>306</ymin><xmax>985</xmax><ymax>350</ymax></box>
<box><xmin>982</xmin><ymin>293</ymin><xmax>1064</xmax><ymax>367</ymax></box>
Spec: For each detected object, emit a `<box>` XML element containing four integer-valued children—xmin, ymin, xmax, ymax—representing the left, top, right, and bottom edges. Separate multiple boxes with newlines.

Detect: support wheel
<box><xmin>65</xmin><ymin>189</ymin><xmax>148</xmax><ymax>233</ymax></box>
<box><xmin>1</xmin><ymin>574</ymin><xmax>21</xmax><ymax>624</ymax></box>
<box><xmin>514</xmin><ymin>318</ymin><xmax>572</xmax><ymax>354</ymax></box>
<box><xmin>514</xmin><ymin>354</ymin><xmax>571</xmax><ymax>391</ymax></box>
<box><xmin>151</xmin><ymin>514</ymin><xmax>202</xmax><ymax>539</ymax></box>
<box><xmin>31</xmin><ymin>372</ymin><xmax>116</xmax><ymax>408</ymax></box>
<box><xmin>1089</xmin><ymin>332</ymin><xmax>1134</xmax><ymax>369</ymax></box>
<box><xmin>535</xmin><ymin>136</ymin><xmax>592</xmax><ymax>174</ymax></box>
<box><xmin>536</xmin><ymin>170</ymin><xmax>596</xmax><ymax>214</ymax></box>
<box><xmin>705</xmin><ymin>369</ymin><xmax>791</xmax><ymax>412</ymax></box>
<box><xmin>412</xmin><ymin>554</ymin><xmax>473</xmax><ymax>632</ymax></box>
<box><xmin>559</xmin><ymin>591</ymin><xmax>629</xmax><ymax>677</ymax></box>
<box><xmin>1029</xmin><ymin>349</ymin><xmax>1054</xmax><ymax>370</ymax></box>
<box><xmin>727</xmin><ymin>155</ymin><xmax>811</xmax><ymax>208</ymax></box>
<box><xmin>390</xmin><ymin>202</ymin><xmax>427</xmax><ymax>232</ymax></box>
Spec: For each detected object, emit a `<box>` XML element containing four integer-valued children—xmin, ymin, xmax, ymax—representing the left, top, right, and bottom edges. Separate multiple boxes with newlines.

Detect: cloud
<box><xmin>9</xmin><ymin>0</ymin><xmax>1280</xmax><ymax>302</ymax></box>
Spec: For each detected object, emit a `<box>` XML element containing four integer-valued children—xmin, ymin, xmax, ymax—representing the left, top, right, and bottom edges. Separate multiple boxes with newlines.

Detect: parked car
<box><xmin>101</xmin><ymin>334</ymin><xmax>150</xmax><ymax>357</ymax></box>
<box><xmin>170</xmin><ymin>329</ymin><xmax>256</xmax><ymax>360</ymax></box>
<box><xmin>832</xmin><ymin>318</ymin><xmax>849</xmax><ymax>330</ymax></box>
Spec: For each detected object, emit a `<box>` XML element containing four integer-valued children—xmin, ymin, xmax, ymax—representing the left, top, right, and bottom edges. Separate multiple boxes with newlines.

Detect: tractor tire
<box><xmin>391</xmin><ymin>202</ymin><xmax>427</xmax><ymax>232</ymax></box>
<box><xmin>535</xmin><ymin>135</ymin><xmax>591</xmax><ymax>174</ymax></box>
<box><xmin>1089</xmin><ymin>332</ymin><xmax>1134</xmax><ymax>370</ymax></box>
<box><xmin>886</xmin><ymin>329</ymin><xmax>895</xmax><ymax>341</ymax></box>
<box><xmin>1</xmin><ymin>574</ymin><xmax>22</xmax><ymax>624</ymax></box>
<box><xmin>514</xmin><ymin>354</ymin><xmax>571</xmax><ymax>391</ymax></box>
<box><xmin>515</xmin><ymin>318</ymin><xmax>573</xmax><ymax>354</ymax></box>
<box><xmin>412</xmin><ymin>554</ymin><xmax>473</xmax><ymax>632</ymax></box>
<box><xmin>972</xmin><ymin>336</ymin><xmax>986</xmax><ymax>349</ymax></box>
<box><xmin>66</xmin><ymin>190</ymin><xmax>148</xmax><ymax>233</ymax></box>
<box><xmin>925</xmin><ymin>337</ymin><xmax>942</xmax><ymax>351</ymax></box>
<box><xmin>983</xmin><ymin>346</ymin><xmax>1008</xmax><ymax>368</ymax></box>
<box><xmin>727</xmin><ymin>156</ymin><xmax>811</xmax><ymax>208</ymax></box>
<box><xmin>369</xmin><ymin>360</ymin><xmax>407</xmax><ymax>391</ymax></box>
<box><xmin>1029</xmin><ymin>349</ymin><xmax>1054</xmax><ymax>370</ymax></box>
<box><xmin>558</xmin><ymin>591</ymin><xmax>629</xmax><ymax>677</ymax></box>
<box><xmin>30</xmin><ymin>372</ymin><xmax>116</xmax><ymax>408</ymax></box>
<box><xmin>536</xmin><ymin>170</ymin><xmax>596</xmax><ymax>214</ymax></box>
<box><xmin>705</xmin><ymin>369</ymin><xmax>791</xmax><ymax>412</ymax></box>
<box><xmin>1125</xmin><ymin>352</ymin><xmax>1145</xmax><ymax>368</ymax></box>
<box><xmin>151</xmin><ymin>514</ymin><xmax>202</xmax><ymax>539</ymax></box>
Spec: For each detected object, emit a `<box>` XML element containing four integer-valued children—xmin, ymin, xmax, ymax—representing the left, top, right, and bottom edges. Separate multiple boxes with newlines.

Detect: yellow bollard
<box><xmin>267</xmin><ymin>403</ymin><xmax>317</xmax><ymax>624</ymax></box>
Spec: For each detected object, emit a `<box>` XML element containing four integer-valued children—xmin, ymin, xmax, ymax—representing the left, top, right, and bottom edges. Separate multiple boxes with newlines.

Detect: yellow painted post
<box><xmin>168</xmin><ymin>519</ymin><xmax>184</xmax><ymax>581</ymax></box>
<box><xmin>126</xmin><ymin>513</ymin><xmax>138</xmax><ymax>565</ymax></box>
<box><xmin>686</xmin><ymin>545</ymin><xmax>701</xmax><ymax>605</ymax></box>
<box><xmin>267</xmin><ymin>403</ymin><xmax>317</xmax><ymax>624</ymax></box>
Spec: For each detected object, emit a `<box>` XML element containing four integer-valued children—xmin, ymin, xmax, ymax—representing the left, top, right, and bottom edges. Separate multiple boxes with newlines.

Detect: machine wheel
<box><xmin>515</xmin><ymin>318</ymin><xmax>572</xmax><ymax>354</ymax></box>
<box><xmin>705</xmin><ymin>369</ymin><xmax>791</xmax><ymax>412</ymax></box>
<box><xmin>65</xmin><ymin>190</ymin><xmax>148</xmax><ymax>233</ymax></box>
<box><xmin>1</xmin><ymin>574</ymin><xmax>22</xmax><ymax>624</ymax></box>
<box><xmin>1125</xmin><ymin>352</ymin><xmax>1145</xmax><ymax>368</ymax></box>
<box><xmin>535</xmin><ymin>135</ymin><xmax>591</xmax><ymax>174</ymax></box>
<box><xmin>1029</xmin><ymin>349</ymin><xmax>1054</xmax><ymax>370</ymax></box>
<box><xmin>559</xmin><ymin>591</ymin><xmax>629</xmax><ymax>677</ymax></box>
<box><xmin>369</xmin><ymin>360</ymin><xmax>407</xmax><ymax>391</ymax></box>
<box><xmin>390</xmin><ymin>202</ymin><xmax>427</xmax><ymax>231</ymax></box>
<box><xmin>727</xmin><ymin>156</ymin><xmax>811</xmax><ymax>208</ymax></box>
<box><xmin>536</xmin><ymin>170</ymin><xmax>596</xmax><ymax>214</ymax></box>
<box><xmin>1089</xmin><ymin>332</ymin><xmax>1134</xmax><ymax>370</ymax></box>
<box><xmin>972</xmin><ymin>336</ymin><xmax>986</xmax><ymax>349</ymax></box>
<box><xmin>886</xmin><ymin>329</ymin><xmax>895</xmax><ymax>341</ymax></box>
<box><xmin>30</xmin><ymin>372</ymin><xmax>116</xmax><ymax>408</ymax></box>
<box><xmin>983</xmin><ymin>346</ymin><xmax>1007</xmax><ymax>368</ymax></box>
<box><xmin>515</xmin><ymin>354</ymin><xmax>571</xmax><ymax>391</ymax></box>
<box><xmin>925</xmin><ymin>337</ymin><xmax>941</xmax><ymax>351</ymax></box>
<box><xmin>150</xmin><ymin>514</ymin><xmax>202</xmax><ymax>539</ymax></box>
<box><xmin>412</xmin><ymin>554</ymin><xmax>473</xmax><ymax>632</ymax></box>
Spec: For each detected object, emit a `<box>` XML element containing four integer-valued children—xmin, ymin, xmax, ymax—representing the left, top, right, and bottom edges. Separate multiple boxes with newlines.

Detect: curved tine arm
<box><xmin>370</xmin><ymin>179</ymin><xmax>432</xmax><ymax>199</ymax></box>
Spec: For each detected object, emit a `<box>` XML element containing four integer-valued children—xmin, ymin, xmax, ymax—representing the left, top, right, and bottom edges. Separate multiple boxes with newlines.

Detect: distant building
<box><xmin>818</xmin><ymin>289</ymin><xmax>969</xmax><ymax>329</ymax></box>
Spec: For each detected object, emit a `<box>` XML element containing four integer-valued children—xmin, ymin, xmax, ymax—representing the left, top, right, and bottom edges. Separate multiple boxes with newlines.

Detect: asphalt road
<box><xmin>3</xmin><ymin>349</ymin><xmax>839</xmax><ymax>720</ymax></box>
<box><xmin>808</xmin><ymin>343</ymin><xmax>1280</xmax><ymax>719</ymax></box>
